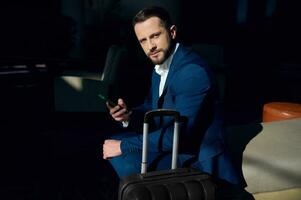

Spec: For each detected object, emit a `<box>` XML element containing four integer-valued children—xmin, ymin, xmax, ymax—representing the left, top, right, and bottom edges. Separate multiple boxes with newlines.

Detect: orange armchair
<box><xmin>262</xmin><ymin>102</ymin><xmax>301</xmax><ymax>122</ymax></box>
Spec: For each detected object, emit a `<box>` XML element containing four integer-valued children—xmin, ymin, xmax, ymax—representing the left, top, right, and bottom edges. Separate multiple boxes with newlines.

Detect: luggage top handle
<box><xmin>141</xmin><ymin>109</ymin><xmax>181</xmax><ymax>174</ymax></box>
<box><xmin>143</xmin><ymin>109</ymin><xmax>181</xmax><ymax>123</ymax></box>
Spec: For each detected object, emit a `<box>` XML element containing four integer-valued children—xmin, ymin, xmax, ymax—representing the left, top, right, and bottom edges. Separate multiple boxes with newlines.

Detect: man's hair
<box><xmin>132</xmin><ymin>6</ymin><xmax>173</xmax><ymax>29</ymax></box>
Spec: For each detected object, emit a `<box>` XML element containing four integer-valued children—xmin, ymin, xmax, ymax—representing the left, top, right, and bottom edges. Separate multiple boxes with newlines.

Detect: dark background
<box><xmin>0</xmin><ymin>0</ymin><xmax>300</xmax><ymax>199</ymax></box>
<box><xmin>1</xmin><ymin>0</ymin><xmax>300</xmax><ymax>111</ymax></box>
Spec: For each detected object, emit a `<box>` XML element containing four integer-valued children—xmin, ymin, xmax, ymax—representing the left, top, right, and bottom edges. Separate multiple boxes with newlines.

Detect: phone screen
<box><xmin>98</xmin><ymin>94</ymin><xmax>117</xmax><ymax>107</ymax></box>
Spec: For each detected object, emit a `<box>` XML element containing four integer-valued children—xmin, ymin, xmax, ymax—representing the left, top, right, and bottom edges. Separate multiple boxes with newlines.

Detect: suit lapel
<box><xmin>152</xmin><ymin>72</ymin><xmax>160</xmax><ymax>109</ymax></box>
<box><xmin>159</xmin><ymin>45</ymin><xmax>186</xmax><ymax>101</ymax></box>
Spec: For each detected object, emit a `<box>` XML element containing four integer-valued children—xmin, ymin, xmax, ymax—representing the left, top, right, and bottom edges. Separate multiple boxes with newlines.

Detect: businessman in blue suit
<box><xmin>103</xmin><ymin>6</ymin><xmax>251</xmax><ymax>199</ymax></box>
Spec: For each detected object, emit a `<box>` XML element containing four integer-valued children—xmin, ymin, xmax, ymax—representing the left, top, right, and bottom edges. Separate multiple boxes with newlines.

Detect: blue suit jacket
<box><xmin>120</xmin><ymin>44</ymin><xmax>240</xmax><ymax>184</ymax></box>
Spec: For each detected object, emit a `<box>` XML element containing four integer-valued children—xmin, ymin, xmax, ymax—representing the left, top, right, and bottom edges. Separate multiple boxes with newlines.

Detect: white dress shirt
<box><xmin>154</xmin><ymin>43</ymin><xmax>179</xmax><ymax>96</ymax></box>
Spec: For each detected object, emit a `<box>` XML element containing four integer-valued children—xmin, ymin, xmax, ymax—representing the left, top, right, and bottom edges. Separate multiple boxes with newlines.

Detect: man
<box><xmin>102</xmin><ymin>6</ymin><xmax>243</xmax><ymax>193</ymax></box>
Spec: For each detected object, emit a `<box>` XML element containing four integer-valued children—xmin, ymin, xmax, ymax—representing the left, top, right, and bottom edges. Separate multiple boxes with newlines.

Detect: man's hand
<box><xmin>107</xmin><ymin>98</ymin><xmax>131</xmax><ymax>122</ymax></box>
<box><xmin>103</xmin><ymin>139</ymin><xmax>122</xmax><ymax>159</ymax></box>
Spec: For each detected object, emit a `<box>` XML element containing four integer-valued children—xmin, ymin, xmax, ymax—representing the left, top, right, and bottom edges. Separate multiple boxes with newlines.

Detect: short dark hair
<box><xmin>132</xmin><ymin>6</ymin><xmax>173</xmax><ymax>29</ymax></box>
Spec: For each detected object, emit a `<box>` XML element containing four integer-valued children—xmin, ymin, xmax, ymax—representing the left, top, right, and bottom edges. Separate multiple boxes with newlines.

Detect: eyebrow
<box><xmin>150</xmin><ymin>31</ymin><xmax>161</xmax><ymax>38</ymax></box>
<box><xmin>138</xmin><ymin>30</ymin><xmax>162</xmax><ymax>43</ymax></box>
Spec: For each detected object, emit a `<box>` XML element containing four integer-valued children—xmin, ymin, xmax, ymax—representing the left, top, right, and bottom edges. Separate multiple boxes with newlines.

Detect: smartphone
<box><xmin>98</xmin><ymin>93</ymin><xmax>130</xmax><ymax>114</ymax></box>
<box><xmin>98</xmin><ymin>94</ymin><xmax>117</xmax><ymax>107</ymax></box>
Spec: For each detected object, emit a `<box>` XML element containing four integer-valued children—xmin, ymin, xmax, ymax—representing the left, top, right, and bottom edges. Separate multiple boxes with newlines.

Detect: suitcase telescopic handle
<box><xmin>141</xmin><ymin>109</ymin><xmax>181</xmax><ymax>174</ymax></box>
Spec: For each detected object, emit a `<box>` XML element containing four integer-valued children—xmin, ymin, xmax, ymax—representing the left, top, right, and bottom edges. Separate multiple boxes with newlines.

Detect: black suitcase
<box><xmin>118</xmin><ymin>109</ymin><xmax>216</xmax><ymax>200</ymax></box>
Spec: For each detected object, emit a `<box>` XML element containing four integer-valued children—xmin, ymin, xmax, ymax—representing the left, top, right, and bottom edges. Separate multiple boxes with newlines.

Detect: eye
<box><xmin>153</xmin><ymin>33</ymin><xmax>160</xmax><ymax>38</ymax></box>
<box><xmin>139</xmin><ymin>39</ymin><xmax>146</xmax><ymax>44</ymax></box>
<box><xmin>150</xmin><ymin>32</ymin><xmax>161</xmax><ymax>40</ymax></box>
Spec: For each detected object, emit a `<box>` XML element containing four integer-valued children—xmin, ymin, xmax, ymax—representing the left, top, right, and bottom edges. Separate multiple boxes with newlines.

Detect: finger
<box><xmin>103</xmin><ymin>151</ymin><xmax>112</xmax><ymax>160</ymax></box>
<box><xmin>111</xmin><ymin>107</ymin><xmax>126</xmax><ymax>117</ymax></box>
<box><xmin>103</xmin><ymin>148</ymin><xmax>106</xmax><ymax>159</ymax></box>
<box><xmin>111</xmin><ymin>107</ymin><xmax>128</xmax><ymax>119</ymax></box>
<box><xmin>103</xmin><ymin>149</ymin><xmax>109</xmax><ymax>159</ymax></box>
<box><xmin>106</xmin><ymin>102</ymin><xmax>113</xmax><ymax>110</ymax></box>
<box><xmin>109</xmin><ymin>105</ymin><xmax>122</xmax><ymax>115</ymax></box>
<box><xmin>118</xmin><ymin>98</ymin><xmax>127</xmax><ymax>110</ymax></box>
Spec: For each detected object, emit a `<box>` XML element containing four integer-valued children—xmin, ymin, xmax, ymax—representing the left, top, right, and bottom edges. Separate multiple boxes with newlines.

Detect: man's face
<box><xmin>134</xmin><ymin>17</ymin><xmax>176</xmax><ymax>65</ymax></box>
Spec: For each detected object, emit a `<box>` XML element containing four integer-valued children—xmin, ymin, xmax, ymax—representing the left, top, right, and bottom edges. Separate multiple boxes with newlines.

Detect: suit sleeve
<box><xmin>124</xmin><ymin>84</ymin><xmax>153</xmax><ymax>131</ymax></box>
<box><xmin>121</xmin><ymin>64</ymin><xmax>211</xmax><ymax>153</ymax></box>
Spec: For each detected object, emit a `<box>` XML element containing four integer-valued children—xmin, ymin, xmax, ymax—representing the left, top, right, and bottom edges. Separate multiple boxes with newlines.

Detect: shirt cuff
<box><xmin>121</xmin><ymin>120</ymin><xmax>129</xmax><ymax>128</ymax></box>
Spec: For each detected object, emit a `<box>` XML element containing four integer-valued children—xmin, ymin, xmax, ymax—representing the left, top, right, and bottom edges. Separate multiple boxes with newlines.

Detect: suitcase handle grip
<box><xmin>144</xmin><ymin>109</ymin><xmax>181</xmax><ymax>123</ymax></box>
<box><xmin>141</xmin><ymin>109</ymin><xmax>181</xmax><ymax>174</ymax></box>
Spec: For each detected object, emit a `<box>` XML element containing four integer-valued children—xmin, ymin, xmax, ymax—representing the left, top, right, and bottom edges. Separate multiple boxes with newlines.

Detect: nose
<box><xmin>147</xmin><ymin>40</ymin><xmax>156</xmax><ymax>52</ymax></box>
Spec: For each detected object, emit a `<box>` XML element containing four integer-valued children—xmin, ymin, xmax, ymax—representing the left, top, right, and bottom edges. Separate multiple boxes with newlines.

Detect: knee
<box><xmin>109</xmin><ymin>155</ymin><xmax>140</xmax><ymax>178</ymax></box>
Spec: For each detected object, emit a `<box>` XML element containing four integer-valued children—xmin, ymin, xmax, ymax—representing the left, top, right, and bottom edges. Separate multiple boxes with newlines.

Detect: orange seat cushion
<box><xmin>263</xmin><ymin>102</ymin><xmax>301</xmax><ymax>122</ymax></box>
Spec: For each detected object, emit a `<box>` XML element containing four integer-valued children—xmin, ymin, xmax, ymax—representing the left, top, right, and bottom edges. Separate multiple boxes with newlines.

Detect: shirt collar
<box><xmin>155</xmin><ymin>43</ymin><xmax>179</xmax><ymax>76</ymax></box>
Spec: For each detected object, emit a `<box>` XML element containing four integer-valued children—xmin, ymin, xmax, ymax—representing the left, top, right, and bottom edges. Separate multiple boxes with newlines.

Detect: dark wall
<box><xmin>1</xmin><ymin>0</ymin><xmax>300</xmax><ymax>64</ymax></box>
<box><xmin>0</xmin><ymin>1</ymin><xmax>70</xmax><ymax>60</ymax></box>
<box><xmin>1</xmin><ymin>0</ymin><xmax>300</xmax><ymax>119</ymax></box>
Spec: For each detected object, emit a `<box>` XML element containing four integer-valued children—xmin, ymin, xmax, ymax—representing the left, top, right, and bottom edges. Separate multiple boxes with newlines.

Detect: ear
<box><xmin>169</xmin><ymin>25</ymin><xmax>177</xmax><ymax>39</ymax></box>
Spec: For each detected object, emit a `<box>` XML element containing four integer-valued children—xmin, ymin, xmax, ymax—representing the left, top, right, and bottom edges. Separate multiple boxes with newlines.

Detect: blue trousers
<box><xmin>107</xmin><ymin>132</ymin><xmax>241</xmax><ymax>186</ymax></box>
<box><xmin>108</xmin><ymin>132</ymin><xmax>193</xmax><ymax>178</ymax></box>
<box><xmin>109</xmin><ymin>151</ymin><xmax>194</xmax><ymax>178</ymax></box>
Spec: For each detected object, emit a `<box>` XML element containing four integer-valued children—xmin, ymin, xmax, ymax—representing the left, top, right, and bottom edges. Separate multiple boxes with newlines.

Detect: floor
<box><xmin>0</xmin><ymin>110</ymin><xmax>121</xmax><ymax>200</ymax></box>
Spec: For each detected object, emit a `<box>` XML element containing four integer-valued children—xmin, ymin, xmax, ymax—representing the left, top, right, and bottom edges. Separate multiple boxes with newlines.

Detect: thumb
<box><xmin>106</xmin><ymin>101</ymin><xmax>113</xmax><ymax>109</ymax></box>
<box><xmin>118</xmin><ymin>98</ymin><xmax>127</xmax><ymax>109</ymax></box>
